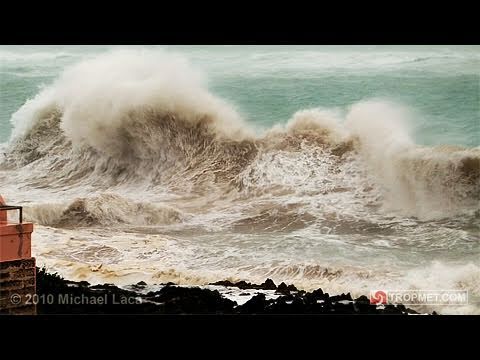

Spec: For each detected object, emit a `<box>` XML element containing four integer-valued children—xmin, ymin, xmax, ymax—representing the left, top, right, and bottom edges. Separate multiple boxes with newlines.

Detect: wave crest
<box><xmin>3</xmin><ymin>50</ymin><xmax>479</xmax><ymax>221</ymax></box>
<box><xmin>25</xmin><ymin>194</ymin><xmax>184</xmax><ymax>228</ymax></box>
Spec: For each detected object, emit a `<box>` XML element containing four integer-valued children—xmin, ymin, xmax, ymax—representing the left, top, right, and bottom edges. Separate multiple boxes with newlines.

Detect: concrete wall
<box><xmin>0</xmin><ymin>258</ymin><xmax>36</xmax><ymax>315</ymax></box>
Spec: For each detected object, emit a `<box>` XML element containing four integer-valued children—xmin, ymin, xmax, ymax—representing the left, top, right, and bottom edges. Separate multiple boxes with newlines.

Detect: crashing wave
<box><xmin>2</xmin><ymin>49</ymin><xmax>479</xmax><ymax>221</ymax></box>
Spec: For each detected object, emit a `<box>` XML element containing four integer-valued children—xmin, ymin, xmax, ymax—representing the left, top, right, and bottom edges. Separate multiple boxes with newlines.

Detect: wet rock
<box><xmin>35</xmin><ymin>268</ymin><xmax>421</xmax><ymax>315</ymax></box>
<box><xmin>90</xmin><ymin>283</ymin><xmax>118</xmax><ymax>290</ymax></box>
<box><xmin>286</xmin><ymin>284</ymin><xmax>298</xmax><ymax>292</ymax></box>
<box><xmin>237</xmin><ymin>294</ymin><xmax>268</xmax><ymax>314</ymax></box>
<box><xmin>211</xmin><ymin>278</ymin><xmax>278</xmax><ymax>291</ymax></box>
<box><xmin>146</xmin><ymin>286</ymin><xmax>236</xmax><ymax>314</ymax></box>
<box><xmin>296</xmin><ymin>289</ymin><xmax>306</xmax><ymax>296</ymax></box>
<box><xmin>381</xmin><ymin>304</ymin><xmax>403</xmax><ymax>314</ymax></box>
<box><xmin>305</xmin><ymin>288</ymin><xmax>327</xmax><ymax>303</ymax></box>
<box><xmin>210</xmin><ymin>280</ymin><xmax>234</xmax><ymax>287</ymax></box>
<box><xmin>274</xmin><ymin>282</ymin><xmax>297</xmax><ymax>294</ymax></box>
<box><xmin>131</xmin><ymin>281</ymin><xmax>148</xmax><ymax>290</ymax></box>
<box><xmin>269</xmin><ymin>295</ymin><xmax>307</xmax><ymax>314</ymax></box>
<box><xmin>235</xmin><ymin>281</ymin><xmax>251</xmax><ymax>289</ymax></box>
<box><xmin>276</xmin><ymin>282</ymin><xmax>290</xmax><ymax>295</ymax></box>
<box><xmin>36</xmin><ymin>267</ymin><xmax>154</xmax><ymax>314</ymax></box>
<box><xmin>64</xmin><ymin>279</ymin><xmax>90</xmax><ymax>287</ymax></box>
<box><xmin>352</xmin><ymin>295</ymin><xmax>378</xmax><ymax>314</ymax></box>
<box><xmin>260</xmin><ymin>278</ymin><xmax>277</xmax><ymax>290</ymax></box>
<box><xmin>355</xmin><ymin>295</ymin><xmax>370</xmax><ymax>304</ymax></box>
<box><xmin>330</xmin><ymin>293</ymin><xmax>353</xmax><ymax>303</ymax></box>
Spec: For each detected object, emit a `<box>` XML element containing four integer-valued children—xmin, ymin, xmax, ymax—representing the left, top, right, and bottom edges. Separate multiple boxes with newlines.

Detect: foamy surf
<box><xmin>1</xmin><ymin>47</ymin><xmax>479</xmax><ymax>314</ymax></box>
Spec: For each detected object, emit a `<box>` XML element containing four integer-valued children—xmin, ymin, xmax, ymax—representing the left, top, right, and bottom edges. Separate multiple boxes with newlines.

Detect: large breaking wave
<box><xmin>3</xmin><ymin>49</ymin><xmax>478</xmax><ymax>225</ymax></box>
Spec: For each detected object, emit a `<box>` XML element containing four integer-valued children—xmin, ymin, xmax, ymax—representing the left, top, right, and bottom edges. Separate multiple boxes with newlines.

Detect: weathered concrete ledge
<box><xmin>0</xmin><ymin>258</ymin><xmax>36</xmax><ymax>315</ymax></box>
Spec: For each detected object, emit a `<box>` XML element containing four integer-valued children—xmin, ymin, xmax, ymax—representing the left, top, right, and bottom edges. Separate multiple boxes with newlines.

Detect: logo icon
<box><xmin>370</xmin><ymin>290</ymin><xmax>387</xmax><ymax>305</ymax></box>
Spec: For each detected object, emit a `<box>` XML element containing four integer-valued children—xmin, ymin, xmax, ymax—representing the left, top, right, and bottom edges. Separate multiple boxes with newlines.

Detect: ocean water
<box><xmin>1</xmin><ymin>45</ymin><xmax>479</xmax><ymax>314</ymax></box>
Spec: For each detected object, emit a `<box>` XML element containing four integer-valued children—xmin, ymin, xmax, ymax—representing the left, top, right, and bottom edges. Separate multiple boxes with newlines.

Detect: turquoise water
<box><xmin>1</xmin><ymin>45</ymin><xmax>479</xmax><ymax>146</ymax></box>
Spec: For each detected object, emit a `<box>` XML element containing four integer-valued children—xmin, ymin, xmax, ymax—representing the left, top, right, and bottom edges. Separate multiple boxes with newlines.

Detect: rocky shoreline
<box><xmin>36</xmin><ymin>267</ymin><xmax>423</xmax><ymax>314</ymax></box>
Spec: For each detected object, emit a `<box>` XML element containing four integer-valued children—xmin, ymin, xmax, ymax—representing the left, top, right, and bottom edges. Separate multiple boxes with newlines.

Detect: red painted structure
<box><xmin>0</xmin><ymin>195</ymin><xmax>36</xmax><ymax>315</ymax></box>
<box><xmin>0</xmin><ymin>195</ymin><xmax>33</xmax><ymax>262</ymax></box>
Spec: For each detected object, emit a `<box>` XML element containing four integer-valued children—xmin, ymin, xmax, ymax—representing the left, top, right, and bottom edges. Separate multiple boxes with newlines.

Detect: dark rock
<box><xmin>35</xmin><ymin>267</ymin><xmax>157</xmax><ymax>314</ymax></box>
<box><xmin>275</xmin><ymin>282</ymin><xmax>290</xmax><ymax>295</ymax></box>
<box><xmin>381</xmin><ymin>304</ymin><xmax>403</xmax><ymax>315</ymax></box>
<box><xmin>64</xmin><ymin>280</ymin><xmax>90</xmax><ymax>287</ymax></box>
<box><xmin>268</xmin><ymin>295</ymin><xmax>306</xmax><ymax>314</ymax></box>
<box><xmin>90</xmin><ymin>283</ymin><xmax>117</xmax><ymax>290</ymax></box>
<box><xmin>355</xmin><ymin>295</ymin><xmax>370</xmax><ymax>304</ymax></box>
<box><xmin>331</xmin><ymin>301</ymin><xmax>356</xmax><ymax>314</ymax></box>
<box><xmin>277</xmin><ymin>282</ymin><xmax>288</xmax><ymax>291</ymax></box>
<box><xmin>296</xmin><ymin>290</ymin><xmax>306</xmax><ymax>296</ymax></box>
<box><xmin>131</xmin><ymin>281</ymin><xmax>148</xmax><ymax>290</ymax></box>
<box><xmin>235</xmin><ymin>281</ymin><xmax>250</xmax><ymax>289</ymax></box>
<box><xmin>210</xmin><ymin>280</ymin><xmax>234</xmax><ymax>287</ymax></box>
<box><xmin>405</xmin><ymin>307</ymin><xmax>419</xmax><ymax>314</ymax></box>
<box><xmin>211</xmin><ymin>279</ymin><xmax>279</xmax><ymax>291</ymax></box>
<box><xmin>352</xmin><ymin>295</ymin><xmax>379</xmax><ymax>314</ymax></box>
<box><xmin>277</xmin><ymin>293</ymin><xmax>295</xmax><ymax>302</ymax></box>
<box><xmin>286</xmin><ymin>284</ymin><xmax>298</xmax><ymax>292</ymax></box>
<box><xmin>147</xmin><ymin>286</ymin><xmax>236</xmax><ymax>314</ymax></box>
<box><xmin>259</xmin><ymin>278</ymin><xmax>277</xmax><ymax>290</ymax></box>
<box><xmin>305</xmin><ymin>288</ymin><xmax>326</xmax><ymax>303</ymax></box>
<box><xmin>330</xmin><ymin>292</ymin><xmax>353</xmax><ymax>303</ymax></box>
<box><xmin>237</xmin><ymin>294</ymin><xmax>268</xmax><ymax>314</ymax></box>
<box><xmin>35</xmin><ymin>267</ymin><xmax>419</xmax><ymax>315</ymax></box>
